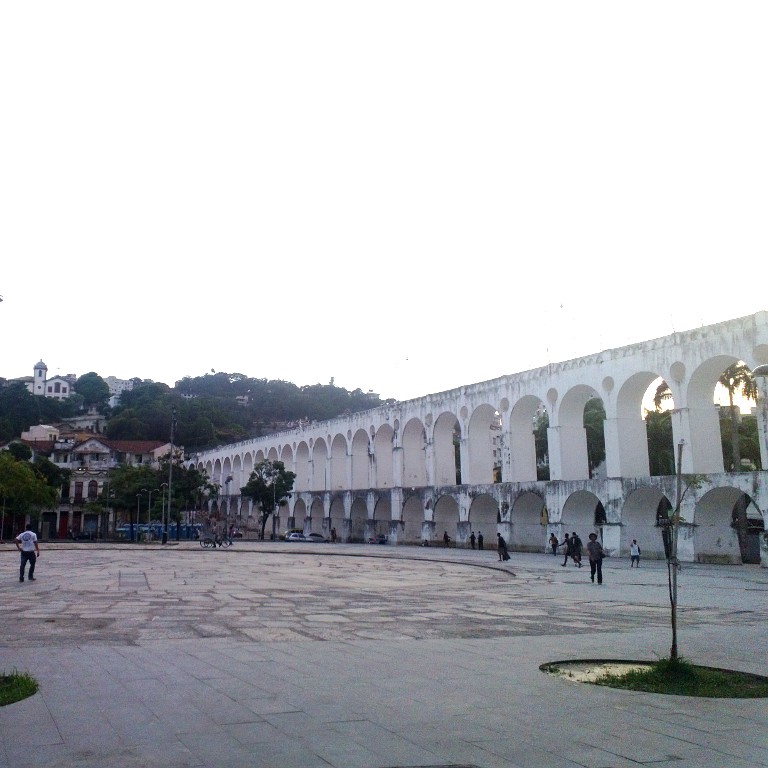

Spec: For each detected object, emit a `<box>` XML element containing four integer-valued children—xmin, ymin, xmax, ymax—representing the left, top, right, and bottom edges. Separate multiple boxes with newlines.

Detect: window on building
<box><xmin>63</xmin><ymin>386</ymin><xmax>68</xmax><ymax>394</ymax></box>
<box><xmin>54</xmin><ymin>382</ymin><xmax>61</xmax><ymax>393</ymax></box>
<box><xmin>47</xmin><ymin>386</ymin><xmax>52</xmax><ymax>393</ymax></box>
<box><xmin>88</xmin><ymin>480</ymin><xmax>98</xmax><ymax>499</ymax></box>
<box><xmin>74</xmin><ymin>481</ymin><xmax>84</xmax><ymax>501</ymax></box>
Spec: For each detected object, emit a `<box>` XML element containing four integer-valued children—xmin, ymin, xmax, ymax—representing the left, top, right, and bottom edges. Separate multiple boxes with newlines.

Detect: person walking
<box><xmin>560</xmin><ymin>533</ymin><xmax>572</xmax><ymax>566</ymax></box>
<box><xmin>587</xmin><ymin>532</ymin><xmax>604</xmax><ymax>584</ymax></box>
<box><xmin>497</xmin><ymin>533</ymin><xmax>510</xmax><ymax>561</ymax></box>
<box><xmin>477</xmin><ymin>532</ymin><xmax>484</xmax><ymax>550</ymax></box>
<box><xmin>470</xmin><ymin>531</ymin><xmax>476</xmax><ymax>549</ymax></box>
<box><xmin>549</xmin><ymin>532</ymin><xmax>559</xmax><ymax>555</ymax></box>
<box><xmin>16</xmin><ymin>523</ymin><xmax>40</xmax><ymax>582</ymax></box>
<box><xmin>443</xmin><ymin>531</ymin><xmax>451</xmax><ymax>547</ymax></box>
<box><xmin>571</xmin><ymin>532</ymin><xmax>583</xmax><ymax>567</ymax></box>
<box><xmin>630</xmin><ymin>539</ymin><xmax>641</xmax><ymax>567</ymax></box>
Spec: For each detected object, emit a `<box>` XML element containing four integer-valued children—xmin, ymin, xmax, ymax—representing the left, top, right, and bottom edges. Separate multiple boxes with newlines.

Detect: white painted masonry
<box><xmin>190</xmin><ymin>311</ymin><xmax>768</xmax><ymax>566</ymax></box>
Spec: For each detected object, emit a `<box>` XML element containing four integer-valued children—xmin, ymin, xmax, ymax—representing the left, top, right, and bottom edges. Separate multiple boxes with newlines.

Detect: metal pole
<box><xmin>670</xmin><ymin>439</ymin><xmax>684</xmax><ymax>660</ymax></box>
<box><xmin>163</xmin><ymin>407</ymin><xmax>176</xmax><ymax>544</ymax></box>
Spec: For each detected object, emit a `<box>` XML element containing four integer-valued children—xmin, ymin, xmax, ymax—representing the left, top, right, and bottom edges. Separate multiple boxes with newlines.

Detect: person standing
<box><xmin>497</xmin><ymin>533</ymin><xmax>510</xmax><ymax>561</ymax></box>
<box><xmin>443</xmin><ymin>531</ymin><xmax>451</xmax><ymax>547</ymax></box>
<box><xmin>630</xmin><ymin>539</ymin><xmax>641</xmax><ymax>567</ymax></box>
<box><xmin>560</xmin><ymin>533</ymin><xmax>572</xmax><ymax>567</ymax></box>
<box><xmin>571</xmin><ymin>532</ymin><xmax>583</xmax><ymax>567</ymax></box>
<box><xmin>587</xmin><ymin>533</ymin><xmax>604</xmax><ymax>584</ymax></box>
<box><xmin>549</xmin><ymin>532</ymin><xmax>559</xmax><ymax>555</ymax></box>
<box><xmin>477</xmin><ymin>532</ymin><xmax>484</xmax><ymax>550</ymax></box>
<box><xmin>16</xmin><ymin>523</ymin><xmax>40</xmax><ymax>582</ymax></box>
<box><xmin>470</xmin><ymin>531</ymin><xmax>476</xmax><ymax>549</ymax></box>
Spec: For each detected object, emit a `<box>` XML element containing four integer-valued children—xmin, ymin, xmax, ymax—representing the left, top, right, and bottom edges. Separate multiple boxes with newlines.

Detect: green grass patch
<box><xmin>594</xmin><ymin>657</ymin><xmax>768</xmax><ymax>698</ymax></box>
<box><xmin>0</xmin><ymin>670</ymin><xmax>38</xmax><ymax>706</ymax></box>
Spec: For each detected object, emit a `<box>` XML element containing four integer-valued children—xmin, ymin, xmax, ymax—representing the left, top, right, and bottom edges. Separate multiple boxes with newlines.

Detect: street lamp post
<box><xmin>224</xmin><ymin>475</ymin><xmax>232</xmax><ymax>538</ymax></box>
<box><xmin>135</xmin><ymin>489</ymin><xmax>147</xmax><ymax>543</ymax></box>
<box><xmin>147</xmin><ymin>489</ymin><xmax>157</xmax><ymax>538</ymax></box>
<box><xmin>160</xmin><ymin>482</ymin><xmax>168</xmax><ymax>538</ymax></box>
<box><xmin>163</xmin><ymin>407</ymin><xmax>176</xmax><ymax>544</ymax></box>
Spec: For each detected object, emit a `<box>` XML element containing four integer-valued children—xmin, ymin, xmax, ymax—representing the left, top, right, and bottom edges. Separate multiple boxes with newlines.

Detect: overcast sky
<box><xmin>2</xmin><ymin>2</ymin><xmax>766</xmax><ymax>403</ymax></box>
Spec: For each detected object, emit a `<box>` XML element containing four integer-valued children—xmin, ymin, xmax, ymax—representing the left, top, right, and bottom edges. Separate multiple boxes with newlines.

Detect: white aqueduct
<box><xmin>189</xmin><ymin>311</ymin><xmax>768</xmax><ymax>566</ymax></box>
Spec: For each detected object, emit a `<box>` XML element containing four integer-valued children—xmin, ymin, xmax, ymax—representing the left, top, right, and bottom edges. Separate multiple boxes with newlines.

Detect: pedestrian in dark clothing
<box><xmin>560</xmin><ymin>533</ymin><xmax>572</xmax><ymax>566</ymax></box>
<box><xmin>571</xmin><ymin>532</ymin><xmax>583</xmax><ymax>567</ymax></box>
<box><xmin>587</xmin><ymin>533</ymin><xmax>604</xmax><ymax>584</ymax></box>
<box><xmin>549</xmin><ymin>533</ymin><xmax>558</xmax><ymax>555</ymax></box>
<box><xmin>470</xmin><ymin>531</ymin><xmax>476</xmax><ymax>549</ymax></box>
<box><xmin>16</xmin><ymin>524</ymin><xmax>40</xmax><ymax>582</ymax></box>
<box><xmin>477</xmin><ymin>532</ymin><xmax>484</xmax><ymax>550</ymax></box>
<box><xmin>443</xmin><ymin>531</ymin><xmax>451</xmax><ymax>547</ymax></box>
<box><xmin>497</xmin><ymin>533</ymin><xmax>510</xmax><ymax>561</ymax></box>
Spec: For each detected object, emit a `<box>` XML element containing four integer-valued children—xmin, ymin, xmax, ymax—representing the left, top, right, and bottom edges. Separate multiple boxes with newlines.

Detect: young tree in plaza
<box><xmin>240</xmin><ymin>460</ymin><xmax>296</xmax><ymax>541</ymax></box>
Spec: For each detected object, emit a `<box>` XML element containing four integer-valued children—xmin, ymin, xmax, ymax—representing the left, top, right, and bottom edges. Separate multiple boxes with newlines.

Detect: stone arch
<box><xmin>507</xmin><ymin>395</ymin><xmax>542</xmax><ymax>482</ymax></box>
<box><xmin>402</xmin><ymin>493</ymin><xmax>425</xmax><ymax>543</ymax></box>
<box><xmin>402</xmin><ymin>418</ymin><xmax>427</xmax><ymax>487</ymax></box>
<box><xmin>685</xmin><ymin>354</ymin><xmax>740</xmax><ymax>473</ymax></box>
<box><xmin>293</xmin><ymin>498</ymin><xmax>308</xmax><ymax>530</ymax></box>
<box><xmin>433</xmin><ymin>411</ymin><xmax>460</xmax><ymax>486</ymax></box>
<box><xmin>312</xmin><ymin>438</ymin><xmax>329</xmax><ymax>491</ymax></box>
<box><xmin>467</xmin><ymin>494</ymin><xmax>497</xmax><ymax>545</ymax></box>
<box><xmin>560</xmin><ymin>490</ymin><xmax>603</xmax><ymax>540</ymax></box>
<box><xmin>295</xmin><ymin>441</ymin><xmax>310</xmax><ymax>491</ymax></box>
<box><xmin>279</xmin><ymin>443</ymin><xmax>293</xmax><ymax>467</ymax></box>
<box><xmin>433</xmin><ymin>495</ymin><xmax>460</xmax><ymax>542</ymax></box>
<box><xmin>373</xmin><ymin>423</ymin><xmax>395</xmax><ymax>488</ymax></box>
<box><xmin>349</xmin><ymin>497</ymin><xmax>368</xmax><ymax>542</ymax></box>
<box><xmin>693</xmin><ymin>486</ymin><xmax>762</xmax><ymax>564</ymax></box>
<box><xmin>555</xmin><ymin>385</ymin><xmax>601</xmax><ymax>480</ymax></box>
<box><xmin>614</xmin><ymin>371</ymin><xmax>661</xmax><ymax>478</ymax></box>
<box><xmin>242</xmin><ymin>453</ymin><xmax>253</xmax><ymax>485</ymax></box>
<box><xmin>309</xmin><ymin>498</ymin><xmax>326</xmax><ymax>535</ymax></box>
<box><xmin>465</xmin><ymin>403</ymin><xmax>499</xmax><ymax>485</ymax></box>
<box><xmin>621</xmin><ymin>487</ymin><xmax>670</xmax><ymax>560</ymax></box>
<box><xmin>373</xmin><ymin>495</ymin><xmax>392</xmax><ymax>530</ymax></box>
<box><xmin>510</xmin><ymin>491</ymin><xmax>546</xmax><ymax>552</ymax></box>
<box><xmin>330</xmin><ymin>434</ymin><xmax>348</xmax><ymax>490</ymax></box>
<box><xmin>329</xmin><ymin>496</ymin><xmax>346</xmax><ymax>541</ymax></box>
<box><xmin>351</xmin><ymin>429</ymin><xmax>370</xmax><ymax>489</ymax></box>
<box><xmin>267</xmin><ymin>446</ymin><xmax>279</xmax><ymax>462</ymax></box>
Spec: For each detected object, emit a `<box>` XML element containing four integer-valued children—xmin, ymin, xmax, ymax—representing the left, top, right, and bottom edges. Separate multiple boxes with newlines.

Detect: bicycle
<box><xmin>200</xmin><ymin>535</ymin><xmax>232</xmax><ymax>548</ymax></box>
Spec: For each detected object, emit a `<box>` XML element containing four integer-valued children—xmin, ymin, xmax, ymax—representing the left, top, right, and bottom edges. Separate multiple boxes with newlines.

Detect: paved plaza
<box><xmin>1</xmin><ymin>541</ymin><xmax>767</xmax><ymax>768</ymax></box>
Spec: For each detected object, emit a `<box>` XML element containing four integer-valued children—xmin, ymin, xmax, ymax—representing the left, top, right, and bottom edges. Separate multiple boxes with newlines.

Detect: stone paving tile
<box><xmin>1</xmin><ymin>545</ymin><xmax>767</xmax><ymax>768</ymax></box>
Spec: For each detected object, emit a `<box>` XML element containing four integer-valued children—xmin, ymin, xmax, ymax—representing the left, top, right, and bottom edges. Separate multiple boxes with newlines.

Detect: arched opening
<box><xmin>509</xmin><ymin>491</ymin><xmax>546</xmax><ymax>552</ymax></box>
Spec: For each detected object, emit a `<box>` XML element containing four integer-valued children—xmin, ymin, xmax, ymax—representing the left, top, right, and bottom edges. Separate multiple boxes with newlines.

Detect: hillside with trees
<box><xmin>108</xmin><ymin>373</ymin><xmax>394</xmax><ymax>452</ymax></box>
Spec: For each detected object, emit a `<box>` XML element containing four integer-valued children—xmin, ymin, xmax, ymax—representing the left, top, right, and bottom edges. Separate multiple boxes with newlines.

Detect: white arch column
<box><xmin>603</xmin><ymin>417</ymin><xmax>650</xmax><ymax>478</ymax></box>
<box><xmin>506</xmin><ymin>425</ymin><xmax>537</xmax><ymax>482</ymax></box>
<box><xmin>671</xmin><ymin>407</ymin><xmax>724</xmax><ymax>474</ymax></box>
<box><xmin>547</xmin><ymin>425</ymin><xmax>589</xmax><ymax>481</ymax></box>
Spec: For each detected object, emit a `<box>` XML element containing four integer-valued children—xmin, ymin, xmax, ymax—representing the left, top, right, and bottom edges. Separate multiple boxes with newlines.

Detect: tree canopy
<box><xmin>240</xmin><ymin>460</ymin><xmax>296</xmax><ymax>540</ymax></box>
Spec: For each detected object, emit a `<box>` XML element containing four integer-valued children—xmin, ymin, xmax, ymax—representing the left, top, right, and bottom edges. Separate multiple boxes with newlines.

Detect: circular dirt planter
<box><xmin>540</xmin><ymin>659</ymin><xmax>768</xmax><ymax>698</ymax></box>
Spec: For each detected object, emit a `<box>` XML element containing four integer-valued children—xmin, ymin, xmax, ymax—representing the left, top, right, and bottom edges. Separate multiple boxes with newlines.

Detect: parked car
<box><xmin>305</xmin><ymin>532</ymin><xmax>327</xmax><ymax>543</ymax></box>
<box><xmin>281</xmin><ymin>528</ymin><xmax>304</xmax><ymax>541</ymax></box>
<box><xmin>286</xmin><ymin>532</ymin><xmax>306</xmax><ymax>542</ymax></box>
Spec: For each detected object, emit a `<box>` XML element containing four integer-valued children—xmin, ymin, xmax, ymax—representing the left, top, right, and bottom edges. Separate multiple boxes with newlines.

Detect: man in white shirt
<box><xmin>15</xmin><ymin>524</ymin><xmax>40</xmax><ymax>582</ymax></box>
